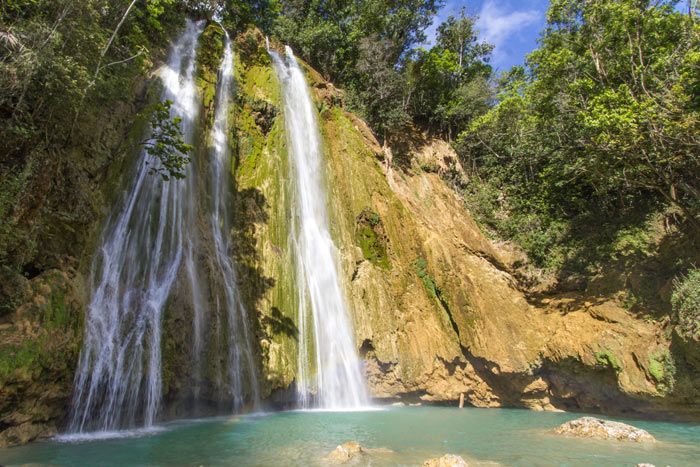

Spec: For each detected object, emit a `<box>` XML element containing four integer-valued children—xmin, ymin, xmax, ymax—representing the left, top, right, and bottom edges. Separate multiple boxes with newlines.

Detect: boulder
<box><xmin>554</xmin><ymin>417</ymin><xmax>656</xmax><ymax>442</ymax></box>
<box><xmin>0</xmin><ymin>422</ymin><xmax>54</xmax><ymax>447</ymax></box>
<box><xmin>324</xmin><ymin>441</ymin><xmax>364</xmax><ymax>463</ymax></box>
<box><xmin>423</xmin><ymin>454</ymin><xmax>469</xmax><ymax>467</ymax></box>
<box><xmin>323</xmin><ymin>441</ymin><xmax>394</xmax><ymax>464</ymax></box>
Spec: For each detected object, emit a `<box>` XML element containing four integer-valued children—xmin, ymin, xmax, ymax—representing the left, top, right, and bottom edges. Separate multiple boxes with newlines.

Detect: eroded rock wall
<box><xmin>296</xmin><ymin>47</ymin><xmax>699</xmax><ymax>420</ymax></box>
<box><xmin>230</xmin><ymin>28</ymin><xmax>698</xmax><ymax>420</ymax></box>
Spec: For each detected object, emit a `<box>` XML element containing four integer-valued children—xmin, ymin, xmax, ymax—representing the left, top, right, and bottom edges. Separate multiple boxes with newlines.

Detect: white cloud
<box><xmin>476</xmin><ymin>0</ymin><xmax>540</xmax><ymax>65</ymax></box>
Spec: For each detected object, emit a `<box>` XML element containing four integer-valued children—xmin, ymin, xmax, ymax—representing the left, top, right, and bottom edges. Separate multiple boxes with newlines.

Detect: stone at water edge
<box><xmin>0</xmin><ymin>422</ymin><xmax>54</xmax><ymax>448</ymax></box>
<box><xmin>324</xmin><ymin>441</ymin><xmax>363</xmax><ymax>463</ymax></box>
<box><xmin>554</xmin><ymin>417</ymin><xmax>656</xmax><ymax>442</ymax></box>
<box><xmin>422</xmin><ymin>454</ymin><xmax>469</xmax><ymax>467</ymax></box>
<box><xmin>323</xmin><ymin>441</ymin><xmax>394</xmax><ymax>464</ymax></box>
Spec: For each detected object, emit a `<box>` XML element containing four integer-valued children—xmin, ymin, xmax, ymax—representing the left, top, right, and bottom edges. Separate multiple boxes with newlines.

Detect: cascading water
<box><xmin>208</xmin><ymin>30</ymin><xmax>259</xmax><ymax>411</ymax></box>
<box><xmin>269</xmin><ymin>46</ymin><xmax>370</xmax><ymax>409</ymax></box>
<box><xmin>69</xmin><ymin>20</ymin><xmax>259</xmax><ymax>433</ymax></box>
<box><xmin>69</xmin><ymin>20</ymin><xmax>203</xmax><ymax>432</ymax></box>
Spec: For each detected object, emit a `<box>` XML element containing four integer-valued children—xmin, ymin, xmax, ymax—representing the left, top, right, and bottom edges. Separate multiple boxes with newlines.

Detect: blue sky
<box><xmin>425</xmin><ymin>1</ymin><xmax>690</xmax><ymax>71</ymax></box>
<box><xmin>425</xmin><ymin>0</ymin><xmax>550</xmax><ymax>71</ymax></box>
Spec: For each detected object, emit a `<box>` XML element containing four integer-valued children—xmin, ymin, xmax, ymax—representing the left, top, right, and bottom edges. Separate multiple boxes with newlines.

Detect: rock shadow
<box><xmin>261</xmin><ymin>306</ymin><xmax>298</xmax><ymax>341</ymax></box>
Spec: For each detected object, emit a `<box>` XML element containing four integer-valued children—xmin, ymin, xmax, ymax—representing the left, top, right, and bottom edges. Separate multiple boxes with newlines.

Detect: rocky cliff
<box><xmin>235</xmin><ymin>29</ymin><xmax>699</xmax><ymax>419</ymax></box>
<box><xmin>1</xmin><ymin>22</ymin><xmax>697</xmax><ymax>447</ymax></box>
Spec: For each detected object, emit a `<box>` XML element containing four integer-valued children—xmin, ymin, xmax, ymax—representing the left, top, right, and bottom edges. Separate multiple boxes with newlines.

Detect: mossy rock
<box><xmin>230</xmin><ymin>31</ymin><xmax>299</xmax><ymax>395</ymax></box>
<box><xmin>0</xmin><ymin>268</ymin><xmax>84</xmax><ymax>446</ymax></box>
<box><xmin>196</xmin><ymin>22</ymin><xmax>225</xmax><ymax>109</ymax></box>
<box><xmin>594</xmin><ymin>348</ymin><xmax>623</xmax><ymax>373</ymax></box>
<box><xmin>355</xmin><ymin>208</ymin><xmax>390</xmax><ymax>269</ymax></box>
<box><xmin>196</xmin><ymin>22</ymin><xmax>225</xmax><ymax>84</ymax></box>
<box><xmin>648</xmin><ymin>350</ymin><xmax>676</xmax><ymax>394</ymax></box>
<box><xmin>235</xmin><ymin>27</ymin><xmax>271</xmax><ymax>66</ymax></box>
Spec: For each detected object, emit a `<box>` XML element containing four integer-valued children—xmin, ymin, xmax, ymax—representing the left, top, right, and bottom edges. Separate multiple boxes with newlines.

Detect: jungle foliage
<box><xmin>0</xmin><ymin>0</ymin><xmax>197</xmax><ymax>313</ymax></box>
<box><xmin>455</xmin><ymin>0</ymin><xmax>699</xmax><ymax>275</ymax></box>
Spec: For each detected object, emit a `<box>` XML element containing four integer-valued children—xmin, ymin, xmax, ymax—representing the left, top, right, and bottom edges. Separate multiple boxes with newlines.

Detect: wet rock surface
<box><xmin>324</xmin><ymin>441</ymin><xmax>364</xmax><ymax>463</ymax></box>
<box><xmin>554</xmin><ymin>417</ymin><xmax>656</xmax><ymax>442</ymax></box>
<box><xmin>323</xmin><ymin>441</ymin><xmax>393</xmax><ymax>464</ymax></box>
<box><xmin>423</xmin><ymin>454</ymin><xmax>469</xmax><ymax>467</ymax></box>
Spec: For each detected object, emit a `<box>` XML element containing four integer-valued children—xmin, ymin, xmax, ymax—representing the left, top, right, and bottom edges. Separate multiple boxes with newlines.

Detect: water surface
<box><xmin>2</xmin><ymin>407</ymin><xmax>698</xmax><ymax>466</ymax></box>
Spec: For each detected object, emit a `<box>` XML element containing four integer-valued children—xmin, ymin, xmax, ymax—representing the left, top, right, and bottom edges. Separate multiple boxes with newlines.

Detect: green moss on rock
<box><xmin>0</xmin><ymin>339</ymin><xmax>45</xmax><ymax>380</ymax></box>
<box><xmin>230</xmin><ymin>30</ymin><xmax>299</xmax><ymax>396</ymax></box>
<box><xmin>196</xmin><ymin>22</ymin><xmax>225</xmax><ymax>109</ymax></box>
<box><xmin>649</xmin><ymin>350</ymin><xmax>676</xmax><ymax>394</ymax></box>
<box><xmin>594</xmin><ymin>349</ymin><xmax>623</xmax><ymax>373</ymax></box>
<box><xmin>672</xmin><ymin>269</ymin><xmax>700</xmax><ymax>342</ymax></box>
<box><xmin>0</xmin><ymin>269</ymin><xmax>84</xmax><ymax>446</ymax></box>
<box><xmin>355</xmin><ymin>208</ymin><xmax>390</xmax><ymax>269</ymax></box>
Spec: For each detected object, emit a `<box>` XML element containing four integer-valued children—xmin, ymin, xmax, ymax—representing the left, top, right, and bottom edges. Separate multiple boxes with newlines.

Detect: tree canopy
<box><xmin>458</xmin><ymin>0</ymin><xmax>699</xmax><ymax>270</ymax></box>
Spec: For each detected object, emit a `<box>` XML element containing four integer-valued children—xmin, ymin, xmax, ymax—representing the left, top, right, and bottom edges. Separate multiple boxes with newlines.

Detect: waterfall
<box><xmin>69</xmin><ymin>20</ymin><xmax>258</xmax><ymax>433</ymax></box>
<box><xmin>270</xmin><ymin>46</ymin><xmax>370</xmax><ymax>409</ymax></box>
<box><xmin>208</xmin><ymin>30</ymin><xmax>259</xmax><ymax>411</ymax></box>
<box><xmin>68</xmin><ymin>20</ymin><xmax>202</xmax><ymax>432</ymax></box>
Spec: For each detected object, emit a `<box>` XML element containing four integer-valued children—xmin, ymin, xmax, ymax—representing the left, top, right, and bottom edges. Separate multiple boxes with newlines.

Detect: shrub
<box><xmin>671</xmin><ymin>269</ymin><xmax>700</xmax><ymax>341</ymax></box>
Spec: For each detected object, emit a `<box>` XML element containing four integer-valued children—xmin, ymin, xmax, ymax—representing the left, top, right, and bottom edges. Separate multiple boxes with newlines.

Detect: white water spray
<box><xmin>69</xmin><ymin>20</ymin><xmax>259</xmax><ymax>432</ymax></box>
<box><xmin>69</xmin><ymin>20</ymin><xmax>203</xmax><ymax>432</ymax></box>
<box><xmin>270</xmin><ymin>46</ymin><xmax>370</xmax><ymax>409</ymax></box>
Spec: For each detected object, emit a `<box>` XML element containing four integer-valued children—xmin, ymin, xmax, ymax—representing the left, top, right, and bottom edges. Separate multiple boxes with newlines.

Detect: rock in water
<box><xmin>423</xmin><ymin>454</ymin><xmax>469</xmax><ymax>467</ymax></box>
<box><xmin>554</xmin><ymin>417</ymin><xmax>656</xmax><ymax>442</ymax></box>
<box><xmin>323</xmin><ymin>441</ymin><xmax>394</xmax><ymax>464</ymax></box>
<box><xmin>324</xmin><ymin>441</ymin><xmax>364</xmax><ymax>463</ymax></box>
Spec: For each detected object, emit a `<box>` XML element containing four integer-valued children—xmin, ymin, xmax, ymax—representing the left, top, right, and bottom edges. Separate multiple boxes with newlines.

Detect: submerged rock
<box><xmin>325</xmin><ymin>441</ymin><xmax>362</xmax><ymax>464</ymax></box>
<box><xmin>324</xmin><ymin>441</ymin><xmax>363</xmax><ymax>463</ymax></box>
<box><xmin>554</xmin><ymin>417</ymin><xmax>656</xmax><ymax>442</ymax></box>
<box><xmin>323</xmin><ymin>441</ymin><xmax>394</xmax><ymax>464</ymax></box>
<box><xmin>423</xmin><ymin>454</ymin><xmax>469</xmax><ymax>467</ymax></box>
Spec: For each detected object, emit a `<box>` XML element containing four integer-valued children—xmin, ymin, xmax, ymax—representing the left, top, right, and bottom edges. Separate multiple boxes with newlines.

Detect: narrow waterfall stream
<box><xmin>208</xmin><ymin>30</ymin><xmax>259</xmax><ymax>411</ymax></box>
<box><xmin>69</xmin><ymin>21</ymin><xmax>258</xmax><ymax>433</ymax></box>
<box><xmin>270</xmin><ymin>46</ymin><xmax>370</xmax><ymax>409</ymax></box>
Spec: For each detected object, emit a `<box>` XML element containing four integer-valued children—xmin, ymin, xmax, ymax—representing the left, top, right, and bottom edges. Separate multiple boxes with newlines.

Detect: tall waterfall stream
<box><xmin>270</xmin><ymin>46</ymin><xmax>370</xmax><ymax>409</ymax></box>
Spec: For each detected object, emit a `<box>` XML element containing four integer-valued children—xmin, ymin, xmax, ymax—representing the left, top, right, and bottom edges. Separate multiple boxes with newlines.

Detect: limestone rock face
<box><xmin>423</xmin><ymin>454</ymin><xmax>469</xmax><ymax>467</ymax></box>
<box><xmin>554</xmin><ymin>417</ymin><xmax>656</xmax><ymax>442</ymax></box>
<box><xmin>239</xmin><ymin>26</ymin><xmax>699</xmax><ymax>419</ymax></box>
<box><xmin>318</xmin><ymin>94</ymin><xmax>694</xmax><ymax>418</ymax></box>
